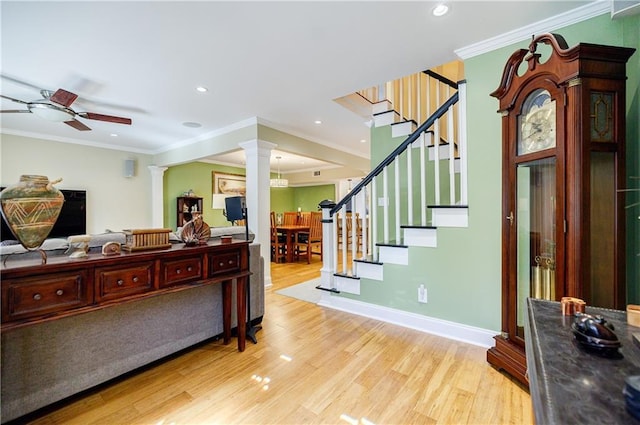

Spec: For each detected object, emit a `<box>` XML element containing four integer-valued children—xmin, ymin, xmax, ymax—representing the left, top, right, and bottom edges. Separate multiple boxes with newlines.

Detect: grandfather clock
<box><xmin>487</xmin><ymin>33</ymin><xmax>635</xmax><ymax>385</ymax></box>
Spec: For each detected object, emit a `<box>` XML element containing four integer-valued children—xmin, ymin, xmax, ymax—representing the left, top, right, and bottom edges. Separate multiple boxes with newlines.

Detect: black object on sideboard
<box><xmin>525</xmin><ymin>298</ymin><xmax>640</xmax><ymax>424</ymax></box>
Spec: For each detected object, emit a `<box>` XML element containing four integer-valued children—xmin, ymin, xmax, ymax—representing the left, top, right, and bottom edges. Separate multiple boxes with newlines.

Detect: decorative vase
<box><xmin>181</xmin><ymin>213</ymin><xmax>210</xmax><ymax>246</ymax></box>
<box><xmin>0</xmin><ymin>175</ymin><xmax>64</xmax><ymax>250</ymax></box>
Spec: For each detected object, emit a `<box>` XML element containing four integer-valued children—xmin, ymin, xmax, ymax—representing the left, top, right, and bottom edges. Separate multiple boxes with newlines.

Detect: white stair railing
<box><xmin>319</xmin><ymin>81</ymin><xmax>467</xmax><ymax>289</ymax></box>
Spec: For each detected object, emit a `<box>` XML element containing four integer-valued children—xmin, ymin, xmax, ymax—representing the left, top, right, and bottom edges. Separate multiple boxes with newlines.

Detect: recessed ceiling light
<box><xmin>314</xmin><ymin>120</ymin><xmax>322</xmax><ymax>125</ymax></box>
<box><xmin>110</xmin><ymin>133</ymin><xmax>118</xmax><ymax>137</ymax></box>
<box><xmin>183</xmin><ymin>121</ymin><xmax>202</xmax><ymax>128</ymax></box>
<box><xmin>360</xmin><ymin>139</ymin><xmax>366</xmax><ymax>143</ymax></box>
<box><xmin>196</xmin><ymin>86</ymin><xmax>208</xmax><ymax>93</ymax></box>
<box><xmin>432</xmin><ymin>3</ymin><xmax>449</xmax><ymax>16</ymax></box>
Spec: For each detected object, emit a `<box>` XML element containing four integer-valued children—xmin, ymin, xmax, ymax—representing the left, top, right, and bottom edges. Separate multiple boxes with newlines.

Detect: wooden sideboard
<box><xmin>1</xmin><ymin>240</ymin><xmax>250</xmax><ymax>351</ymax></box>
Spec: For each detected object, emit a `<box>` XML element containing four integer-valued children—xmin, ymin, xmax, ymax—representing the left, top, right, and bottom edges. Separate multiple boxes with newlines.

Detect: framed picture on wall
<box><xmin>213</xmin><ymin>172</ymin><xmax>246</xmax><ymax>196</ymax></box>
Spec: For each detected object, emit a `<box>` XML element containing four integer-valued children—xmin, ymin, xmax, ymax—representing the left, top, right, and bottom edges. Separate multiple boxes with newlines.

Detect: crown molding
<box><xmin>1</xmin><ymin>128</ymin><xmax>152</xmax><ymax>155</ymax></box>
<box><xmin>455</xmin><ymin>0</ymin><xmax>610</xmax><ymax>59</ymax></box>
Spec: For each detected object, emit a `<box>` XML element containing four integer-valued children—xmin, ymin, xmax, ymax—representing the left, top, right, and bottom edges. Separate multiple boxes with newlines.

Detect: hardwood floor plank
<box><xmin>19</xmin><ymin>258</ymin><xmax>532</xmax><ymax>424</ymax></box>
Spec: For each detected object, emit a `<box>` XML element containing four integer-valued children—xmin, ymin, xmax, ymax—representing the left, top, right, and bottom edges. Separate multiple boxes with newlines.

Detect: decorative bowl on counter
<box><xmin>571</xmin><ymin>313</ymin><xmax>621</xmax><ymax>356</ymax></box>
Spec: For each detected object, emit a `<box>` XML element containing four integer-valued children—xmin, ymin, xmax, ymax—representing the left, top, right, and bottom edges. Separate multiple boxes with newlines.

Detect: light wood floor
<box><xmin>22</xmin><ymin>256</ymin><xmax>533</xmax><ymax>424</ymax></box>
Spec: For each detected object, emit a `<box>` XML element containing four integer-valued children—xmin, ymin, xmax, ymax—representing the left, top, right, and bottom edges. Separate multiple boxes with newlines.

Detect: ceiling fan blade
<box><xmin>0</xmin><ymin>109</ymin><xmax>31</xmax><ymax>113</ymax></box>
<box><xmin>0</xmin><ymin>94</ymin><xmax>29</xmax><ymax>105</ymax></box>
<box><xmin>49</xmin><ymin>89</ymin><xmax>78</xmax><ymax>107</ymax></box>
<box><xmin>79</xmin><ymin>112</ymin><xmax>132</xmax><ymax>125</ymax></box>
<box><xmin>64</xmin><ymin>119</ymin><xmax>91</xmax><ymax>131</ymax></box>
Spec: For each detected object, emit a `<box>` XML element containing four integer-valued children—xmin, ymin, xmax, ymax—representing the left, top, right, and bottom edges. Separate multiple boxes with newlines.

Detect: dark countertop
<box><xmin>525</xmin><ymin>298</ymin><xmax>640</xmax><ymax>424</ymax></box>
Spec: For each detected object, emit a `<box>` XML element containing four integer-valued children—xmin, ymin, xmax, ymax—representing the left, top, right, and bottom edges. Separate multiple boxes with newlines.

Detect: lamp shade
<box><xmin>29</xmin><ymin>104</ymin><xmax>75</xmax><ymax>122</ymax></box>
<box><xmin>212</xmin><ymin>194</ymin><xmax>228</xmax><ymax>209</ymax></box>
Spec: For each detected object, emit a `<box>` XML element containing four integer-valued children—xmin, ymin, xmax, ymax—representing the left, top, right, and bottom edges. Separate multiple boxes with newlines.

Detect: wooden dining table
<box><xmin>275</xmin><ymin>224</ymin><xmax>310</xmax><ymax>262</ymax></box>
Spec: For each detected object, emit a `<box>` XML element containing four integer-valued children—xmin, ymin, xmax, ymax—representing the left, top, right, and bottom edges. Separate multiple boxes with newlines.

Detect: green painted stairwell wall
<box><xmin>335</xmin><ymin>13</ymin><xmax>640</xmax><ymax>332</ymax></box>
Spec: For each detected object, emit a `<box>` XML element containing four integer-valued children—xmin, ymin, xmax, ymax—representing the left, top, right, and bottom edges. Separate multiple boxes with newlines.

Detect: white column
<box><xmin>239</xmin><ymin>139</ymin><xmax>276</xmax><ymax>287</ymax></box>
<box><xmin>148</xmin><ymin>165</ymin><xmax>168</xmax><ymax>228</ymax></box>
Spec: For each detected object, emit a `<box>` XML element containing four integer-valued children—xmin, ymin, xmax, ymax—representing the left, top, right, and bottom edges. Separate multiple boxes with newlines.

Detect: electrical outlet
<box><xmin>418</xmin><ymin>284</ymin><xmax>427</xmax><ymax>303</ymax></box>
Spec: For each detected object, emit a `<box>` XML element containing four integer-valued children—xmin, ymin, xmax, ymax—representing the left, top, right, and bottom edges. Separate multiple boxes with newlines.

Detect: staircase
<box><xmin>316</xmin><ymin>68</ymin><xmax>486</xmax><ymax>344</ymax></box>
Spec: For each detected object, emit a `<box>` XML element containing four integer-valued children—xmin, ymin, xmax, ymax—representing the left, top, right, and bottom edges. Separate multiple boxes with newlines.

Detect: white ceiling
<box><xmin>1</xmin><ymin>1</ymin><xmax>600</xmax><ymax>174</ymax></box>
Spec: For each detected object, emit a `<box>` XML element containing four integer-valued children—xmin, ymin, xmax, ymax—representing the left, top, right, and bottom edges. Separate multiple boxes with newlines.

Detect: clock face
<box><xmin>518</xmin><ymin>89</ymin><xmax>556</xmax><ymax>155</ymax></box>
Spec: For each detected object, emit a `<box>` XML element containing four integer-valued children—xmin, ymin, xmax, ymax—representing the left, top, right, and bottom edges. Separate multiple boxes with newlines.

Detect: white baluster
<box><xmin>383</xmin><ymin>167</ymin><xmax>389</xmax><ymax>243</ymax></box>
<box><xmin>458</xmin><ymin>82</ymin><xmax>468</xmax><ymax>205</ymax></box>
<box><xmin>448</xmin><ymin>103</ymin><xmax>456</xmax><ymax>204</ymax></box>
<box><xmin>420</xmin><ymin>131</ymin><xmax>427</xmax><ymax>226</ymax></box>
<box><xmin>407</xmin><ymin>139</ymin><xmax>413</xmax><ymax>226</ymax></box>
<box><xmin>394</xmin><ymin>157</ymin><xmax>401</xmax><ymax>243</ymax></box>
<box><xmin>371</xmin><ymin>177</ymin><xmax>378</xmax><ymax>261</ymax></box>
<box><xmin>434</xmin><ymin>117</ymin><xmax>441</xmax><ymax>205</ymax></box>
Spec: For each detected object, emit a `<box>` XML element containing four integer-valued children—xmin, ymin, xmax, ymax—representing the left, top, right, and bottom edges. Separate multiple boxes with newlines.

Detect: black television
<box><xmin>0</xmin><ymin>188</ymin><xmax>87</xmax><ymax>242</ymax></box>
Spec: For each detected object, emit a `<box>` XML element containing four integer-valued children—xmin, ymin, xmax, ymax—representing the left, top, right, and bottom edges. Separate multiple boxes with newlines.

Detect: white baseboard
<box><xmin>317</xmin><ymin>293</ymin><xmax>497</xmax><ymax>348</ymax></box>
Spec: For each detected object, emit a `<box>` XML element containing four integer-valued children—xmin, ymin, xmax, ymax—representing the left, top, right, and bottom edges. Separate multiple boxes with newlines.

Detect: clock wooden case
<box><xmin>487</xmin><ymin>33</ymin><xmax>635</xmax><ymax>385</ymax></box>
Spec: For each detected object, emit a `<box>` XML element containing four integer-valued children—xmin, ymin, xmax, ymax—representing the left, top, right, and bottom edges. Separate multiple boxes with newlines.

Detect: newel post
<box><xmin>318</xmin><ymin>199</ymin><xmax>336</xmax><ymax>290</ymax></box>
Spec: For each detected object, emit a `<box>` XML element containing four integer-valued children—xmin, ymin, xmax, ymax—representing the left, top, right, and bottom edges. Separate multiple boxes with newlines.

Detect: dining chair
<box><xmin>294</xmin><ymin>211</ymin><xmax>322</xmax><ymax>263</ymax></box>
<box><xmin>283</xmin><ymin>211</ymin><xmax>298</xmax><ymax>225</ymax></box>
<box><xmin>270</xmin><ymin>211</ymin><xmax>286</xmax><ymax>263</ymax></box>
<box><xmin>296</xmin><ymin>211</ymin><xmax>312</xmax><ymax>244</ymax></box>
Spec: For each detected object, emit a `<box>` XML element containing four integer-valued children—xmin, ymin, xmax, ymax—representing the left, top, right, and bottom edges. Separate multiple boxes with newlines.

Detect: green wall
<box><xmin>337</xmin><ymin>13</ymin><xmax>640</xmax><ymax>330</ymax></box>
<box><xmin>271</xmin><ymin>184</ymin><xmax>335</xmax><ymax>214</ymax></box>
<box><xmin>164</xmin><ymin>161</ymin><xmax>335</xmax><ymax>228</ymax></box>
<box><xmin>164</xmin><ymin>162</ymin><xmax>246</xmax><ymax>229</ymax></box>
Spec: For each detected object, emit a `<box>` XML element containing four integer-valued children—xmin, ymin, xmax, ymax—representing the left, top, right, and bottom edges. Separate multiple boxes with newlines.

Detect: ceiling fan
<box><xmin>0</xmin><ymin>88</ymin><xmax>132</xmax><ymax>131</ymax></box>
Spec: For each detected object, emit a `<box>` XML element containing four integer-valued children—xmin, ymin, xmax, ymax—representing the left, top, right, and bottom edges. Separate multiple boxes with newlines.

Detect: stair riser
<box><xmin>428</xmin><ymin>144</ymin><xmax>453</xmax><ymax>160</ymax></box>
<box><xmin>372</xmin><ymin>100</ymin><xmax>392</xmax><ymax>115</ymax></box>
<box><xmin>355</xmin><ymin>262</ymin><xmax>383</xmax><ymax>281</ymax></box>
<box><xmin>335</xmin><ymin>276</ymin><xmax>361</xmax><ymax>295</ymax></box>
<box><xmin>403</xmin><ymin>228</ymin><xmax>437</xmax><ymax>247</ymax></box>
<box><xmin>391</xmin><ymin>121</ymin><xmax>416</xmax><ymax>138</ymax></box>
<box><xmin>374</xmin><ymin>110</ymin><xmax>398</xmax><ymax>127</ymax></box>
<box><xmin>378</xmin><ymin>245</ymin><xmax>408</xmax><ymax>265</ymax></box>
<box><xmin>431</xmin><ymin>208</ymin><xmax>468</xmax><ymax>227</ymax></box>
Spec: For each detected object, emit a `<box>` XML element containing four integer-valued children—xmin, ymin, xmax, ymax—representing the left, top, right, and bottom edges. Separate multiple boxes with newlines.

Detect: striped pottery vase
<box><xmin>0</xmin><ymin>175</ymin><xmax>64</xmax><ymax>250</ymax></box>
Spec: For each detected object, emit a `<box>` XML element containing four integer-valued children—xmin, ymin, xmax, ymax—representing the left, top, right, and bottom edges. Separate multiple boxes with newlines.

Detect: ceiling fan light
<box><xmin>29</xmin><ymin>103</ymin><xmax>74</xmax><ymax>122</ymax></box>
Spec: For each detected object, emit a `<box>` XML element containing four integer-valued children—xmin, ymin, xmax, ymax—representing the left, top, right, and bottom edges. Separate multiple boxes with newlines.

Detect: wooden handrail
<box><xmin>331</xmin><ymin>91</ymin><xmax>459</xmax><ymax>215</ymax></box>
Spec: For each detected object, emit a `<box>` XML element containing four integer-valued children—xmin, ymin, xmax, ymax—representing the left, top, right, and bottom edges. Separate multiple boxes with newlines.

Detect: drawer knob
<box><xmin>117</xmin><ymin>279</ymin><xmax>124</xmax><ymax>286</ymax></box>
<box><xmin>219</xmin><ymin>262</ymin><xmax>224</xmax><ymax>267</ymax></box>
<box><xmin>176</xmin><ymin>268</ymin><xmax>182</xmax><ymax>274</ymax></box>
<box><xmin>187</xmin><ymin>266</ymin><xmax>193</xmax><ymax>272</ymax></box>
<box><xmin>228</xmin><ymin>260</ymin><xmax>233</xmax><ymax>264</ymax></box>
<box><xmin>33</xmin><ymin>293</ymin><xmax>42</xmax><ymax>301</ymax></box>
<box><xmin>56</xmin><ymin>289</ymin><xmax>64</xmax><ymax>296</ymax></box>
<box><xmin>133</xmin><ymin>276</ymin><xmax>139</xmax><ymax>283</ymax></box>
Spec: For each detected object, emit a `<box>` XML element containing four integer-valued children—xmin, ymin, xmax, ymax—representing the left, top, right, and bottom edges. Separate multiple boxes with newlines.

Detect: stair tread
<box><xmin>315</xmin><ymin>285</ymin><xmax>340</xmax><ymax>293</ymax></box>
<box><xmin>354</xmin><ymin>257</ymin><xmax>383</xmax><ymax>265</ymax></box>
<box><xmin>376</xmin><ymin>240</ymin><xmax>408</xmax><ymax>248</ymax></box>
<box><xmin>372</xmin><ymin>109</ymin><xmax>400</xmax><ymax>117</ymax></box>
<box><xmin>333</xmin><ymin>272</ymin><xmax>360</xmax><ymax>280</ymax></box>
<box><xmin>401</xmin><ymin>225</ymin><xmax>436</xmax><ymax>229</ymax></box>
<box><xmin>391</xmin><ymin>119</ymin><xmax>417</xmax><ymax>126</ymax></box>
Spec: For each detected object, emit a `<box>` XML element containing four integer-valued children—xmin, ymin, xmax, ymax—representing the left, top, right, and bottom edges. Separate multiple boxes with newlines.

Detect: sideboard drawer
<box><xmin>95</xmin><ymin>262</ymin><xmax>154</xmax><ymax>302</ymax></box>
<box><xmin>160</xmin><ymin>255</ymin><xmax>203</xmax><ymax>288</ymax></box>
<box><xmin>209</xmin><ymin>249</ymin><xmax>240</xmax><ymax>276</ymax></box>
<box><xmin>2</xmin><ymin>271</ymin><xmax>89</xmax><ymax>322</ymax></box>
